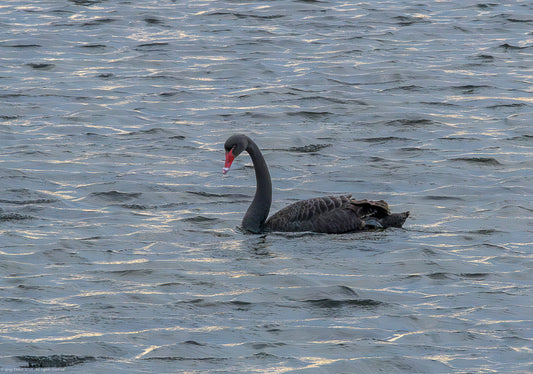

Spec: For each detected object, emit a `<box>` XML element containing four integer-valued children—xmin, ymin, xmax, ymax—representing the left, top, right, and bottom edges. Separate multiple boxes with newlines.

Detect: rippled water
<box><xmin>1</xmin><ymin>1</ymin><xmax>532</xmax><ymax>372</ymax></box>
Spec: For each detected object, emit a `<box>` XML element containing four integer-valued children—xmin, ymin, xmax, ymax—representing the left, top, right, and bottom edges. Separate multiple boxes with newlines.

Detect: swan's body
<box><xmin>223</xmin><ymin>134</ymin><xmax>409</xmax><ymax>234</ymax></box>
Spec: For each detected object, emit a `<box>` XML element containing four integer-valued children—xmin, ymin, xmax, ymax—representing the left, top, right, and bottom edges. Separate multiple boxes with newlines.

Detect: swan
<box><xmin>223</xmin><ymin>134</ymin><xmax>409</xmax><ymax>234</ymax></box>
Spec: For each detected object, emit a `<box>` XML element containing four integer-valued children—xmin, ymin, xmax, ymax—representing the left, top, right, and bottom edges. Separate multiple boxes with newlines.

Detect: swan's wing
<box><xmin>349</xmin><ymin>199</ymin><xmax>391</xmax><ymax>218</ymax></box>
<box><xmin>265</xmin><ymin>195</ymin><xmax>365</xmax><ymax>233</ymax></box>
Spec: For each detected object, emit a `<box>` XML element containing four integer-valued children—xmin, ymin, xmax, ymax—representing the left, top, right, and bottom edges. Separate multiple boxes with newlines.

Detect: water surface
<box><xmin>1</xmin><ymin>1</ymin><xmax>532</xmax><ymax>372</ymax></box>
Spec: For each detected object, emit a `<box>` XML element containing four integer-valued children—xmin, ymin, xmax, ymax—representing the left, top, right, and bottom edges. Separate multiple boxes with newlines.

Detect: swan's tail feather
<box><xmin>379</xmin><ymin>211</ymin><xmax>410</xmax><ymax>228</ymax></box>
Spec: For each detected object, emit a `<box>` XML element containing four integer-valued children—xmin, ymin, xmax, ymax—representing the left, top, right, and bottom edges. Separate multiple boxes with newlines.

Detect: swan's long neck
<box><xmin>242</xmin><ymin>138</ymin><xmax>272</xmax><ymax>233</ymax></box>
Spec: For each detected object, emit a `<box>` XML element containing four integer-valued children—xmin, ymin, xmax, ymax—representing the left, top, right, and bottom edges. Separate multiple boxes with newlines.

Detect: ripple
<box><xmin>90</xmin><ymin>191</ymin><xmax>142</xmax><ymax>202</ymax></box>
<box><xmin>423</xmin><ymin>195</ymin><xmax>465</xmax><ymax>201</ymax></box>
<box><xmin>17</xmin><ymin>355</ymin><xmax>96</xmax><ymax>368</ymax></box>
<box><xmin>497</xmin><ymin>43</ymin><xmax>530</xmax><ymax>51</ymax></box>
<box><xmin>355</xmin><ymin>136</ymin><xmax>412</xmax><ymax>143</ymax></box>
<box><xmin>180</xmin><ymin>216</ymin><xmax>220</xmax><ymax>223</ymax></box>
<box><xmin>0</xmin><ymin>199</ymin><xmax>57</xmax><ymax>205</ymax></box>
<box><xmin>287</xmin><ymin>144</ymin><xmax>331</xmax><ymax>153</ymax></box>
<box><xmin>0</xmin><ymin>213</ymin><xmax>34</xmax><ymax>221</ymax></box>
<box><xmin>25</xmin><ymin>63</ymin><xmax>55</xmax><ymax>70</ymax></box>
<box><xmin>450</xmin><ymin>157</ymin><xmax>502</xmax><ymax>165</ymax></box>
<box><xmin>304</xmin><ymin>298</ymin><xmax>384</xmax><ymax>308</ymax></box>
<box><xmin>80</xmin><ymin>44</ymin><xmax>107</xmax><ymax>48</ymax></box>
<box><xmin>385</xmin><ymin>119</ymin><xmax>436</xmax><ymax>127</ymax></box>
<box><xmin>82</xmin><ymin>18</ymin><xmax>117</xmax><ymax>26</ymax></box>
<box><xmin>286</xmin><ymin>111</ymin><xmax>333</xmax><ymax>119</ymax></box>
<box><xmin>5</xmin><ymin>44</ymin><xmax>42</xmax><ymax>48</ymax></box>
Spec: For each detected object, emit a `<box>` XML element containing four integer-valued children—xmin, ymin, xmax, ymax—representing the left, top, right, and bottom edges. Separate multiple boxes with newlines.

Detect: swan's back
<box><xmin>264</xmin><ymin>195</ymin><xmax>408</xmax><ymax>234</ymax></box>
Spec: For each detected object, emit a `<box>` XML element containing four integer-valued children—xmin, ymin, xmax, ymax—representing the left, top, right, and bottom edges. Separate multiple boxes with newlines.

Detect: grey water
<box><xmin>1</xmin><ymin>0</ymin><xmax>532</xmax><ymax>372</ymax></box>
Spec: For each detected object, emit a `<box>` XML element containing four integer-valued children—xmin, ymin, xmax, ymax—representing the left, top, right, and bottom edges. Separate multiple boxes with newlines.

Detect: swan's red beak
<box><xmin>222</xmin><ymin>149</ymin><xmax>235</xmax><ymax>174</ymax></box>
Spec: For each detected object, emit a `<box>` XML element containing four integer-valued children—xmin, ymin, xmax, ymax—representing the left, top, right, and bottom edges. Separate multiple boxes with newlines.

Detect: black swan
<box><xmin>223</xmin><ymin>134</ymin><xmax>409</xmax><ymax>234</ymax></box>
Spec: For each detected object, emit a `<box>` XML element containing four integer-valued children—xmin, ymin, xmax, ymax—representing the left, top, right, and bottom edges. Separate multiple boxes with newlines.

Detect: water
<box><xmin>1</xmin><ymin>1</ymin><xmax>532</xmax><ymax>372</ymax></box>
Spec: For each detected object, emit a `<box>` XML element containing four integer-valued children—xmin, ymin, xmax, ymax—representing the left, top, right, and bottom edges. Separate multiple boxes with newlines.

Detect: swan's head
<box><xmin>223</xmin><ymin>134</ymin><xmax>248</xmax><ymax>174</ymax></box>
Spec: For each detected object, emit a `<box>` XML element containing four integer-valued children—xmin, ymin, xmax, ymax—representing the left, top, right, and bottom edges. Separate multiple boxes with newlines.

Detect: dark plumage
<box><xmin>266</xmin><ymin>196</ymin><xmax>408</xmax><ymax>233</ymax></box>
<box><xmin>223</xmin><ymin>134</ymin><xmax>409</xmax><ymax>234</ymax></box>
